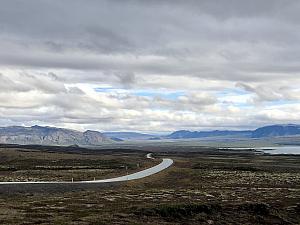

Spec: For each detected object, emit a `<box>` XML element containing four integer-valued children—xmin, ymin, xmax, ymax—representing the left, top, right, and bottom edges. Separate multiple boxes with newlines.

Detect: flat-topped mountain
<box><xmin>167</xmin><ymin>124</ymin><xmax>300</xmax><ymax>139</ymax></box>
<box><xmin>252</xmin><ymin>124</ymin><xmax>300</xmax><ymax>138</ymax></box>
<box><xmin>0</xmin><ymin>125</ymin><xmax>111</xmax><ymax>146</ymax></box>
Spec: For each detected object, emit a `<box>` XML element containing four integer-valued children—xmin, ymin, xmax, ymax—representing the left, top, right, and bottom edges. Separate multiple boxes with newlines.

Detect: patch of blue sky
<box><xmin>133</xmin><ymin>90</ymin><xmax>185</xmax><ymax>99</ymax></box>
<box><xmin>94</xmin><ymin>87</ymin><xmax>186</xmax><ymax>99</ymax></box>
<box><xmin>265</xmin><ymin>99</ymin><xmax>300</xmax><ymax>106</ymax></box>
<box><xmin>216</xmin><ymin>87</ymin><xmax>254</xmax><ymax>107</ymax></box>
<box><xmin>94</xmin><ymin>87</ymin><xmax>119</xmax><ymax>93</ymax></box>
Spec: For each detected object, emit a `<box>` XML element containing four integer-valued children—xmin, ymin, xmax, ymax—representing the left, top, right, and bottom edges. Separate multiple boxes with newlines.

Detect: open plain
<box><xmin>0</xmin><ymin>144</ymin><xmax>299</xmax><ymax>225</ymax></box>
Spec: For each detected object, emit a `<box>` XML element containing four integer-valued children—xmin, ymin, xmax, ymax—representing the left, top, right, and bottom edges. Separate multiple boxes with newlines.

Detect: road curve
<box><xmin>0</xmin><ymin>154</ymin><xmax>173</xmax><ymax>185</ymax></box>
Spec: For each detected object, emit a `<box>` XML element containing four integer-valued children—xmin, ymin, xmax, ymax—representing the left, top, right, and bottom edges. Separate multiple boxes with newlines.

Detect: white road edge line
<box><xmin>0</xmin><ymin>153</ymin><xmax>173</xmax><ymax>185</ymax></box>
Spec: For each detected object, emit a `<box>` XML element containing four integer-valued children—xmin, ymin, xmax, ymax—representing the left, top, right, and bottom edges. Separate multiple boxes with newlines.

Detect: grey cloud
<box><xmin>0</xmin><ymin>72</ymin><xmax>67</xmax><ymax>94</ymax></box>
<box><xmin>20</xmin><ymin>73</ymin><xmax>67</xmax><ymax>94</ymax></box>
<box><xmin>0</xmin><ymin>0</ymin><xmax>300</xmax><ymax>131</ymax></box>
<box><xmin>113</xmin><ymin>72</ymin><xmax>136</xmax><ymax>88</ymax></box>
<box><xmin>67</xmin><ymin>87</ymin><xmax>85</xmax><ymax>95</ymax></box>
<box><xmin>236</xmin><ymin>82</ymin><xmax>283</xmax><ymax>102</ymax></box>
<box><xmin>0</xmin><ymin>73</ymin><xmax>31</xmax><ymax>92</ymax></box>
<box><xmin>1</xmin><ymin>0</ymin><xmax>300</xmax><ymax>77</ymax></box>
<box><xmin>236</xmin><ymin>82</ymin><xmax>300</xmax><ymax>102</ymax></box>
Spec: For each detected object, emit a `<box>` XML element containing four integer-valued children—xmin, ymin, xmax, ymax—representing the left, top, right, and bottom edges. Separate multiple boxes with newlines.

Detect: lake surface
<box><xmin>260</xmin><ymin>146</ymin><xmax>300</xmax><ymax>155</ymax></box>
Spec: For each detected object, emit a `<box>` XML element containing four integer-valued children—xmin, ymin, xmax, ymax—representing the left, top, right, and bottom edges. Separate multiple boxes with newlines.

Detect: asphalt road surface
<box><xmin>0</xmin><ymin>154</ymin><xmax>173</xmax><ymax>185</ymax></box>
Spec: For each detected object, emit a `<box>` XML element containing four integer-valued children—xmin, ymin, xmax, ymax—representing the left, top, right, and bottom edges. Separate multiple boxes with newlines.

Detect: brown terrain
<box><xmin>0</xmin><ymin>144</ymin><xmax>299</xmax><ymax>225</ymax></box>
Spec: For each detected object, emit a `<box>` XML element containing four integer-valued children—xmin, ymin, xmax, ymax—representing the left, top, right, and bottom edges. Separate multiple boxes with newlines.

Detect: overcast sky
<box><xmin>1</xmin><ymin>0</ymin><xmax>300</xmax><ymax>132</ymax></box>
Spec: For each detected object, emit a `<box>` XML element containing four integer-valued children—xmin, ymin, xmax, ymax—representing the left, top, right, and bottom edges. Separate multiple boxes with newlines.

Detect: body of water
<box><xmin>260</xmin><ymin>146</ymin><xmax>300</xmax><ymax>155</ymax></box>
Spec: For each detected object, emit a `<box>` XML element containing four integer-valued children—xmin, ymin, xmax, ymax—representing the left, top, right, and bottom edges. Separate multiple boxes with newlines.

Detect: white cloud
<box><xmin>0</xmin><ymin>0</ymin><xmax>300</xmax><ymax>132</ymax></box>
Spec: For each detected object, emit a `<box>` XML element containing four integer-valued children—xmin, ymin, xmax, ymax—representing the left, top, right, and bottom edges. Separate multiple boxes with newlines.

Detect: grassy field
<box><xmin>0</xmin><ymin>145</ymin><xmax>156</xmax><ymax>182</ymax></box>
<box><xmin>0</xmin><ymin>145</ymin><xmax>299</xmax><ymax>224</ymax></box>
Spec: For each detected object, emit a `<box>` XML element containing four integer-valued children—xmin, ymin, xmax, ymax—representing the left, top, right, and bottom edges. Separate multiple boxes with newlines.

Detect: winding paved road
<box><xmin>0</xmin><ymin>153</ymin><xmax>173</xmax><ymax>185</ymax></box>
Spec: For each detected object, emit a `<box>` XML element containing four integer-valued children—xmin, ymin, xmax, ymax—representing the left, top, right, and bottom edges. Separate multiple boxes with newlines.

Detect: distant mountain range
<box><xmin>166</xmin><ymin>130</ymin><xmax>252</xmax><ymax>139</ymax></box>
<box><xmin>251</xmin><ymin>124</ymin><xmax>300</xmax><ymax>138</ymax></box>
<box><xmin>103</xmin><ymin>132</ymin><xmax>156</xmax><ymax>140</ymax></box>
<box><xmin>0</xmin><ymin>125</ymin><xmax>111</xmax><ymax>146</ymax></box>
<box><xmin>105</xmin><ymin>124</ymin><xmax>300</xmax><ymax>140</ymax></box>
<box><xmin>167</xmin><ymin>124</ymin><xmax>300</xmax><ymax>139</ymax></box>
<box><xmin>0</xmin><ymin>124</ymin><xmax>299</xmax><ymax>146</ymax></box>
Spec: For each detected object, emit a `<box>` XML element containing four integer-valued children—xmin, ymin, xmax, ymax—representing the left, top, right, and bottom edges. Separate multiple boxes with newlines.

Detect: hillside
<box><xmin>167</xmin><ymin>124</ymin><xmax>300</xmax><ymax>140</ymax></box>
<box><xmin>0</xmin><ymin>125</ymin><xmax>111</xmax><ymax>146</ymax></box>
<box><xmin>252</xmin><ymin>124</ymin><xmax>300</xmax><ymax>138</ymax></box>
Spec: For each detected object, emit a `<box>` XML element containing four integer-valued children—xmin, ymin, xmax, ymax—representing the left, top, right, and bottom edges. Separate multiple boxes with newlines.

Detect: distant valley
<box><xmin>103</xmin><ymin>132</ymin><xmax>156</xmax><ymax>141</ymax></box>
